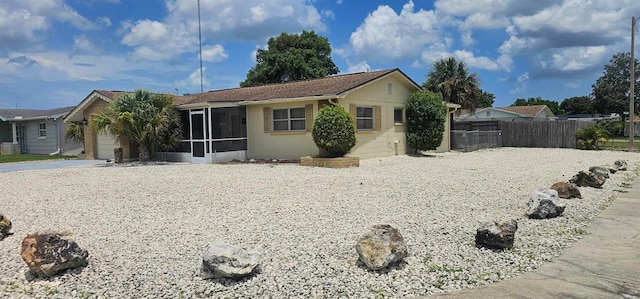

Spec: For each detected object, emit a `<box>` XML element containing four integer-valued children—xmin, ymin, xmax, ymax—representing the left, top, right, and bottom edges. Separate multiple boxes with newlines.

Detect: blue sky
<box><xmin>1</xmin><ymin>0</ymin><xmax>638</xmax><ymax>109</ymax></box>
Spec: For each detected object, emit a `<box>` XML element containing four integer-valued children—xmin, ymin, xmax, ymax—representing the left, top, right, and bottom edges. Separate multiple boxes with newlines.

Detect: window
<box><xmin>387</xmin><ymin>83</ymin><xmax>393</xmax><ymax>95</ymax></box>
<box><xmin>356</xmin><ymin>106</ymin><xmax>374</xmax><ymax>130</ymax></box>
<box><xmin>394</xmin><ymin>108</ymin><xmax>404</xmax><ymax>124</ymax></box>
<box><xmin>486</xmin><ymin>111</ymin><xmax>491</xmax><ymax>117</ymax></box>
<box><xmin>273</xmin><ymin>107</ymin><xmax>305</xmax><ymax>131</ymax></box>
<box><xmin>38</xmin><ymin>123</ymin><xmax>46</xmax><ymax>138</ymax></box>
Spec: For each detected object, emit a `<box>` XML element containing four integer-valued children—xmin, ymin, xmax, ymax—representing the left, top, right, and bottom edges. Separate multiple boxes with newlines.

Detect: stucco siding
<box><xmin>246</xmin><ymin>100</ymin><xmax>319</xmax><ymax>159</ymax></box>
<box><xmin>341</xmin><ymin>73</ymin><xmax>416</xmax><ymax>159</ymax></box>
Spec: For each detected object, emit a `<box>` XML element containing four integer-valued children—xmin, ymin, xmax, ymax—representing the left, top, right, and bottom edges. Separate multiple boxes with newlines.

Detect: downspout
<box><xmin>48</xmin><ymin>117</ymin><xmax>61</xmax><ymax>156</ymax></box>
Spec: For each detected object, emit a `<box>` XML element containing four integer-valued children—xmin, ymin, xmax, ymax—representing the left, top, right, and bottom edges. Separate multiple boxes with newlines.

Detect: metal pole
<box><xmin>631</xmin><ymin>17</ymin><xmax>636</xmax><ymax>151</ymax></box>
<box><xmin>198</xmin><ymin>0</ymin><xmax>204</xmax><ymax>93</ymax></box>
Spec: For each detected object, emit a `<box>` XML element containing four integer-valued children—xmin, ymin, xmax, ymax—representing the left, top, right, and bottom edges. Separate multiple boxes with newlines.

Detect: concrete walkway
<box><xmin>427</xmin><ymin>177</ymin><xmax>640</xmax><ymax>298</ymax></box>
<box><xmin>0</xmin><ymin>159</ymin><xmax>106</xmax><ymax>173</ymax></box>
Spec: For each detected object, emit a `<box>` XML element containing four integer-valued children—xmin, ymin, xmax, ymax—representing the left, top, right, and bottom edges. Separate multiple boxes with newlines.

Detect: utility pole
<box><xmin>631</xmin><ymin>16</ymin><xmax>637</xmax><ymax>151</ymax></box>
<box><xmin>198</xmin><ymin>0</ymin><xmax>204</xmax><ymax>93</ymax></box>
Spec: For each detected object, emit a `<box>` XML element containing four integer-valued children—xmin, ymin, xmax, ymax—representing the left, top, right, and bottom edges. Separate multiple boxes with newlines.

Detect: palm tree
<box><xmin>423</xmin><ymin>57</ymin><xmax>481</xmax><ymax>111</ymax></box>
<box><xmin>91</xmin><ymin>89</ymin><xmax>182</xmax><ymax>162</ymax></box>
<box><xmin>64</xmin><ymin>121</ymin><xmax>85</xmax><ymax>153</ymax></box>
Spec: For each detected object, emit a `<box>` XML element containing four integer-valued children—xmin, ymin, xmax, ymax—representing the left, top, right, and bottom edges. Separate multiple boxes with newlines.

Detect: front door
<box><xmin>190</xmin><ymin>111</ymin><xmax>206</xmax><ymax>163</ymax></box>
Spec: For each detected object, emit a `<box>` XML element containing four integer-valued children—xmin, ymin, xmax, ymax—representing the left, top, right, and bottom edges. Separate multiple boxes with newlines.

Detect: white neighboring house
<box><xmin>454</xmin><ymin>105</ymin><xmax>556</xmax><ymax>122</ymax></box>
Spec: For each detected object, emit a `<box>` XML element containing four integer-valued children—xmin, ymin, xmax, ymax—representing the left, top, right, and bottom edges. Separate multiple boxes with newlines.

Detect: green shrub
<box><xmin>576</xmin><ymin>125</ymin><xmax>608</xmax><ymax>150</ymax></box>
<box><xmin>596</xmin><ymin>120</ymin><xmax>624</xmax><ymax>137</ymax></box>
<box><xmin>406</xmin><ymin>90</ymin><xmax>447</xmax><ymax>152</ymax></box>
<box><xmin>312</xmin><ymin>104</ymin><xmax>356</xmax><ymax>157</ymax></box>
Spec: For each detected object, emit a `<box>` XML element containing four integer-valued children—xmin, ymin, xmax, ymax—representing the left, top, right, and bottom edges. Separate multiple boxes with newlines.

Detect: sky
<box><xmin>0</xmin><ymin>0</ymin><xmax>639</xmax><ymax>110</ymax></box>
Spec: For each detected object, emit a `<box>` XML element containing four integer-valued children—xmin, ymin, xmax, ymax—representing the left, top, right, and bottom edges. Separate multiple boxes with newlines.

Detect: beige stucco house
<box><xmin>65</xmin><ymin>68</ymin><xmax>459</xmax><ymax>162</ymax></box>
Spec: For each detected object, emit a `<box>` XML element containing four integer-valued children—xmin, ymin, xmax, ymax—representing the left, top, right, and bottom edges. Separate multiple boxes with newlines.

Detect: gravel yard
<box><xmin>0</xmin><ymin>148</ymin><xmax>638</xmax><ymax>298</ymax></box>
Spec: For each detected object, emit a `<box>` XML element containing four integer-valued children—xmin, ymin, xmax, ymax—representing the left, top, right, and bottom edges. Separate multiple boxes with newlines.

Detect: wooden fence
<box><xmin>499</xmin><ymin>121</ymin><xmax>596</xmax><ymax>148</ymax></box>
<box><xmin>453</xmin><ymin>120</ymin><xmax>597</xmax><ymax>148</ymax></box>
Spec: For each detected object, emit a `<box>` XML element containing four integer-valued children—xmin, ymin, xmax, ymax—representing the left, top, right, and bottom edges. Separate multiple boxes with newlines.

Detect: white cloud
<box><xmin>347</xmin><ymin>61</ymin><xmax>371</xmax><ymax>73</ymax></box>
<box><xmin>510</xmin><ymin>72</ymin><xmax>529</xmax><ymax>94</ymax></box>
<box><xmin>121</xmin><ymin>0</ymin><xmax>327</xmax><ymax>63</ymax></box>
<box><xmin>175</xmin><ymin>68</ymin><xmax>209</xmax><ymax>89</ymax></box>
<box><xmin>71</xmin><ymin>35</ymin><xmax>101</xmax><ymax>56</ymax></box>
<box><xmin>349</xmin><ymin>1</ymin><xmax>440</xmax><ymax>63</ymax></box>
<box><xmin>322</xmin><ymin>9</ymin><xmax>335</xmax><ymax>19</ymax></box>
<box><xmin>201</xmin><ymin>44</ymin><xmax>228</xmax><ymax>62</ymax></box>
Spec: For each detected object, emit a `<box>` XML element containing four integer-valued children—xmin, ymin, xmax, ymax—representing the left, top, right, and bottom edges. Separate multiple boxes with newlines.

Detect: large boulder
<box><xmin>569</xmin><ymin>171</ymin><xmax>605</xmax><ymax>188</ymax></box>
<box><xmin>614</xmin><ymin>160</ymin><xmax>628</xmax><ymax>171</ymax></box>
<box><xmin>604</xmin><ymin>165</ymin><xmax>618</xmax><ymax>174</ymax></box>
<box><xmin>20</xmin><ymin>232</ymin><xmax>89</xmax><ymax>279</ymax></box>
<box><xmin>527</xmin><ymin>189</ymin><xmax>566</xmax><ymax>219</ymax></box>
<box><xmin>0</xmin><ymin>214</ymin><xmax>11</xmax><ymax>240</ymax></box>
<box><xmin>199</xmin><ymin>241</ymin><xmax>262</xmax><ymax>279</ymax></box>
<box><xmin>475</xmin><ymin>219</ymin><xmax>518</xmax><ymax>250</ymax></box>
<box><xmin>356</xmin><ymin>224</ymin><xmax>408</xmax><ymax>271</ymax></box>
<box><xmin>550</xmin><ymin>181</ymin><xmax>582</xmax><ymax>199</ymax></box>
<box><xmin>589</xmin><ymin>166</ymin><xmax>610</xmax><ymax>180</ymax></box>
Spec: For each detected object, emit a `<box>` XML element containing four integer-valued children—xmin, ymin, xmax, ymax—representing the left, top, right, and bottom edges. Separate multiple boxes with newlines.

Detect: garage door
<box><xmin>96</xmin><ymin>132</ymin><xmax>117</xmax><ymax>160</ymax></box>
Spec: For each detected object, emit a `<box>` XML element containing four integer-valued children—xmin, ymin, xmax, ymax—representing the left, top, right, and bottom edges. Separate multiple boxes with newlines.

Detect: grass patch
<box><xmin>0</xmin><ymin>154</ymin><xmax>76</xmax><ymax>164</ymax></box>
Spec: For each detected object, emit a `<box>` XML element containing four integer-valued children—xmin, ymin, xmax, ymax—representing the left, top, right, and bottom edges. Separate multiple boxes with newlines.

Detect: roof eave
<box><xmin>64</xmin><ymin>91</ymin><xmax>114</xmax><ymax>123</ymax></box>
<box><xmin>238</xmin><ymin>94</ymin><xmax>339</xmax><ymax>106</ymax></box>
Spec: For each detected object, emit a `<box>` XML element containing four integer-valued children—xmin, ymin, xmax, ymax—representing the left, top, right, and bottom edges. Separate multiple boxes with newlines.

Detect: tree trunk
<box><xmin>138</xmin><ymin>144</ymin><xmax>150</xmax><ymax>162</ymax></box>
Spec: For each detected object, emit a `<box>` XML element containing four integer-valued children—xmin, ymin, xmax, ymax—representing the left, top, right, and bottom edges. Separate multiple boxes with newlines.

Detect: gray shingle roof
<box><xmin>0</xmin><ymin>106</ymin><xmax>75</xmax><ymax>121</ymax></box>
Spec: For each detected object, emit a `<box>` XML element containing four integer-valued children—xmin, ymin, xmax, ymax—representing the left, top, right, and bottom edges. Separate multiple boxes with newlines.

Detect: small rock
<box><xmin>475</xmin><ymin>219</ymin><xmax>518</xmax><ymax>250</ymax></box>
<box><xmin>356</xmin><ymin>224</ymin><xmax>408</xmax><ymax>270</ymax></box>
<box><xmin>527</xmin><ymin>189</ymin><xmax>566</xmax><ymax>219</ymax></box>
<box><xmin>569</xmin><ymin>171</ymin><xmax>605</xmax><ymax>188</ymax></box>
<box><xmin>0</xmin><ymin>214</ymin><xmax>11</xmax><ymax>240</ymax></box>
<box><xmin>200</xmin><ymin>241</ymin><xmax>262</xmax><ymax>279</ymax></box>
<box><xmin>20</xmin><ymin>231</ymin><xmax>89</xmax><ymax>278</ymax></box>
<box><xmin>249</xmin><ymin>159</ymin><xmax>257</xmax><ymax>163</ymax></box>
<box><xmin>550</xmin><ymin>181</ymin><xmax>582</xmax><ymax>199</ymax></box>
<box><xmin>614</xmin><ymin>160</ymin><xmax>628</xmax><ymax>171</ymax></box>
<box><xmin>589</xmin><ymin>166</ymin><xmax>610</xmax><ymax>180</ymax></box>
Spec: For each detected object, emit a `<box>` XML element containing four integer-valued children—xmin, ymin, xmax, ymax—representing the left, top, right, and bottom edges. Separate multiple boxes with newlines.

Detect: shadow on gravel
<box><xmin>201</xmin><ymin>265</ymin><xmax>263</xmax><ymax>287</ymax></box>
<box><xmin>355</xmin><ymin>259</ymin><xmax>408</xmax><ymax>273</ymax></box>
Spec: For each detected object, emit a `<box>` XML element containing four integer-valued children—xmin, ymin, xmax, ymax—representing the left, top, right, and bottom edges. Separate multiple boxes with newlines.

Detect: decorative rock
<box><xmin>569</xmin><ymin>171</ymin><xmax>605</xmax><ymax>188</ymax></box>
<box><xmin>614</xmin><ymin>160</ymin><xmax>628</xmax><ymax>171</ymax></box>
<box><xmin>604</xmin><ymin>165</ymin><xmax>618</xmax><ymax>174</ymax></box>
<box><xmin>200</xmin><ymin>241</ymin><xmax>262</xmax><ymax>279</ymax></box>
<box><xmin>526</xmin><ymin>189</ymin><xmax>566</xmax><ymax>219</ymax></box>
<box><xmin>589</xmin><ymin>166</ymin><xmax>610</xmax><ymax>180</ymax></box>
<box><xmin>356</xmin><ymin>224</ymin><xmax>408</xmax><ymax>270</ymax></box>
<box><xmin>0</xmin><ymin>214</ymin><xmax>11</xmax><ymax>239</ymax></box>
<box><xmin>550</xmin><ymin>181</ymin><xmax>582</xmax><ymax>199</ymax></box>
<box><xmin>475</xmin><ymin>219</ymin><xmax>518</xmax><ymax>250</ymax></box>
<box><xmin>20</xmin><ymin>231</ymin><xmax>89</xmax><ymax>278</ymax></box>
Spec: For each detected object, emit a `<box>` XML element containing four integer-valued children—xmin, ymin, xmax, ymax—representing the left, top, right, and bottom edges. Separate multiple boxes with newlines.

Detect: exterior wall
<box><xmin>246</xmin><ymin>100</ymin><xmax>319</xmax><ymax>159</ymax></box>
<box><xmin>341</xmin><ymin>73</ymin><xmax>416</xmax><ymax>159</ymax></box>
<box><xmin>60</xmin><ymin>120</ymin><xmax>83</xmax><ymax>154</ymax></box>
<box><xmin>22</xmin><ymin>120</ymin><xmax>57</xmax><ymax>155</ymax></box>
<box><xmin>436</xmin><ymin>109</ymin><xmax>453</xmax><ymax>152</ymax></box>
<box><xmin>246</xmin><ymin>73</ymin><xmax>419</xmax><ymax>160</ymax></box>
<box><xmin>461</xmin><ymin>109</ymin><xmax>523</xmax><ymax>121</ymax></box>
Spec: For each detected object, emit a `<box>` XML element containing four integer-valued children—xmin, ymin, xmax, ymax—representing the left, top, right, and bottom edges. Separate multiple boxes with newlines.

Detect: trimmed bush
<box><xmin>406</xmin><ymin>90</ymin><xmax>446</xmax><ymax>152</ymax></box>
<box><xmin>312</xmin><ymin>104</ymin><xmax>356</xmax><ymax>157</ymax></box>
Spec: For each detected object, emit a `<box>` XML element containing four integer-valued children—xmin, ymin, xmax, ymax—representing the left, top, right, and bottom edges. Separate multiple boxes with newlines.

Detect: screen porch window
<box><xmin>38</xmin><ymin>123</ymin><xmax>47</xmax><ymax>138</ymax></box>
<box><xmin>356</xmin><ymin>106</ymin><xmax>374</xmax><ymax>130</ymax></box>
<box><xmin>273</xmin><ymin>107</ymin><xmax>306</xmax><ymax>131</ymax></box>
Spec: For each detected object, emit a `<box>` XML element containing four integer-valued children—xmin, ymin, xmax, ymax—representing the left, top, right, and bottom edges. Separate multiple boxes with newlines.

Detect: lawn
<box><xmin>0</xmin><ymin>154</ymin><xmax>77</xmax><ymax>164</ymax></box>
<box><xmin>602</xmin><ymin>137</ymin><xmax>640</xmax><ymax>152</ymax></box>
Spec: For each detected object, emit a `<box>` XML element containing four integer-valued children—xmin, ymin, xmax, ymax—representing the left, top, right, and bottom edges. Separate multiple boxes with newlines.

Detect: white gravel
<box><xmin>0</xmin><ymin>148</ymin><xmax>637</xmax><ymax>298</ymax></box>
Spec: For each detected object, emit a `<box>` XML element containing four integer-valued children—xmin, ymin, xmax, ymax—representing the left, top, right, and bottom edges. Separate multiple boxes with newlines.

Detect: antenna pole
<box><xmin>198</xmin><ymin>0</ymin><xmax>204</xmax><ymax>93</ymax></box>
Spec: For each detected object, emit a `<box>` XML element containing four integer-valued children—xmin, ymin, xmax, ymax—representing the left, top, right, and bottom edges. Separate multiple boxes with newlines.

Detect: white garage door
<box><xmin>96</xmin><ymin>132</ymin><xmax>117</xmax><ymax>160</ymax></box>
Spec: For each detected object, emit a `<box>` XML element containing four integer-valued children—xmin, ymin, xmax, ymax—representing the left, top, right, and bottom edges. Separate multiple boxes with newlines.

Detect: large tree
<box><xmin>478</xmin><ymin>90</ymin><xmax>495</xmax><ymax>108</ymax></box>
<box><xmin>560</xmin><ymin>96</ymin><xmax>594</xmax><ymax>115</ymax></box>
<box><xmin>511</xmin><ymin>97</ymin><xmax>565</xmax><ymax>115</ymax></box>
<box><xmin>240</xmin><ymin>31</ymin><xmax>339</xmax><ymax>87</ymax></box>
<box><xmin>423</xmin><ymin>57</ymin><xmax>481</xmax><ymax>111</ymax></box>
<box><xmin>92</xmin><ymin>89</ymin><xmax>182</xmax><ymax>162</ymax></box>
<box><xmin>592</xmin><ymin>52</ymin><xmax>640</xmax><ymax>119</ymax></box>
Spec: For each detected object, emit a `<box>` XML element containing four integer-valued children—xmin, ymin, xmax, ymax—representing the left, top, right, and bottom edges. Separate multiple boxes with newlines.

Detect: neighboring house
<box><xmin>455</xmin><ymin>105</ymin><xmax>555</xmax><ymax>122</ymax></box>
<box><xmin>64</xmin><ymin>68</ymin><xmax>460</xmax><ymax>162</ymax></box>
<box><xmin>0</xmin><ymin>107</ymin><xmax>82</xmax><ymax>155</ymax></box>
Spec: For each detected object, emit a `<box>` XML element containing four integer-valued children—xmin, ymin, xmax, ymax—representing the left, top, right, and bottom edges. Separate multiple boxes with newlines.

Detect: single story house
<box><xmin>0</xmin><ymin>107</ymin><xmax>82</xmax><ymax>155</ymax></box>
<box><xmin>64</xmin><ymin>68</ymin><xmax>460</xmax><ymax>163</ymax></box>
<box><xmin>455</xmin><ymin>105</ymin><xmax>555</xmax><ymax>122</ymax></box>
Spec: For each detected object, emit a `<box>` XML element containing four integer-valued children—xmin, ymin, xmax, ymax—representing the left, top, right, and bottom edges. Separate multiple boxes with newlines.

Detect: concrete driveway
<box><xmin>0</xmin><ymin>159</ymin><xmax>106</xmax><ymax>173</ymax></box>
